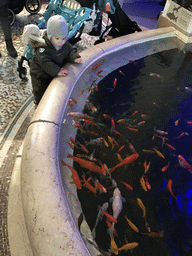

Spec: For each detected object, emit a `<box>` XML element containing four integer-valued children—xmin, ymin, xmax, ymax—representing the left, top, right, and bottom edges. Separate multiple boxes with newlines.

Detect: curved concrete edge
<box><xmin>21</xmin><ymin>27</ymin><xmax>184</xmax><ymax>256</ymax></box>
<box><xmin>8</xmin><ymin>144</ymin><xmax>33</xmax><ymax>256</ymax></box>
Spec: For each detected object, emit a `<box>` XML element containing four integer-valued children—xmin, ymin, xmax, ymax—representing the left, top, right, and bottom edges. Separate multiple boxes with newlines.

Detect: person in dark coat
<box><xmin>29</xmin><ymin>15</ymin><xmax>81</xmax><ymax>105</ymax></box>
<box><xmin>0</xmin><ymin>0</ymin><xmax>17</xmax><ymax>57</ymax></box>
<box><xmin>75</xmin><ymin>0</ymin><xmax>141</xmax><ymax>39</ymax></box>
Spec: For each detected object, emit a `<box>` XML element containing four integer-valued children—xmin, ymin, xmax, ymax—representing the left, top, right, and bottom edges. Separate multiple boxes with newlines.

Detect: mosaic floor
<box><xmin>0</xmin><ymin>1</ymin><xmax>162</xmax><ymax>255</ymax></box>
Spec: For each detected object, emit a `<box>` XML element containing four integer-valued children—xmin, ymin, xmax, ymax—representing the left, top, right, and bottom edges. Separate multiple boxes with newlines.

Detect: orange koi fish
<box><xmin>78</xmin><ymin>142</ymin><xmax>89</xmax><ymax>153</ymax></box>
<box><xmin>118</xmin><ymin>145</ymin><xmax>125</xmax><ymax>152</ymax></box>
<box><xmin>140</xmin><ymin>176</ymin><xmax>148</xmax><ymax>191</ymax></box>
<box><xmin>73</xmin><ymin>121</ymin><xmax>83</xmax><ymax>130</ymax></box>
<box><xmin>164</xmin><ymin>143</ymin><xmax>176</xmax><ymax>151</ymax></box>
<box><xmin>150</xmin><ymin>72</ymin><xmax>164</xmax><ymax>80</ymax></box>
<box><xmin>104</xmin><ymin>139</ymin><xmax>109</xmax><ymax>147</ymax></box>
<box><xmin>95</xmin><ymin>180</ymin><xmax>107</xmax><ymax>193</ymax></box>
<box><xmin>111</xmin><ymin>119</ymin><xmax>116</xmax><ymax>130</ymax></box>
<box><xmin>127</xmin><ymin>127</ymin><xmax>139</xmax><ymax>132</ymax></box>
<box><xmin>61</xmin><ymin>161</ymin><xmax>82</xmax><ymax>189</ymax></box>
<box><xmin>161</xmin><ymin>164</ymin><xmax>170</xmax><ymax>172</ymax></box>
<box><xmin>144</xmin><ymin>161</ymin><xmax>151</xmax><ymax>173</ymax></box>
<box><xmin>117</xmin><ymin>118</ymin><xmax>129</xmax><ymax>124</ymax></box>
<box><xmin>131</xmin><ymin>110</ymin><xmax>138</xmax><ymax>116</ymax></box>
<box><xmin>103</xmin><ymin>113</ymin><xmax>112</xmax><ymax>119</ymax></box>
<box><xmin>152</xmin><ymin>134</ymin><xmax>156</xmax><ymax>140</ymax></box>
<box><xmin>118</xmin><ymin>242</ymin><xmax>138</xmax><ymax>252</ymax></box>
<box><xmin>175</xmin><ymin>132</ymin><xmax>188</xmax><ymax>139</ymax></box>
<box><xmin>117</xmin><ymin>153</ymin><xmax>124</xmax><ymax>162</ymax></box>
<box><xmin>109</xmin><ymin>153</ymin><xmax>139</xmax><ymax>173</ymax></box>
<box><xmin>187</xmin><ymin>121</ymin><xmax>192</xmax><ymax>125</ymax></box>
<box><xmin>96</xmin><ymin>70</ymin><xmax>103</xmax><ymax>77</ymax></box>
<box><xmin>113</xmin><ymin>78</ymin><xmax>117</xmax><ymax>88</ymax></box>
<box><xmin>111</xmin><ymin>236</ymin><xmax>119</xmax><ymax>255</ymax></box>
<box><xmin>67</xmin><ymin>153</ymin><xmax>106</xmax><ymax>175</ymax></box>
<box><xmin>167</xmin><ymin>179</ymin><xmax>177</xmax><ymax>199</ymax></box>
<box><xmin>68</xmin><ymin>142</ymin><xmax>74</xmax><ymax>149</ymax></box>
<box><xmin>174</xmin><ymin>118</ymin><xmax>180</xmax><ymax>126</ymax></box>
<box><xmin>112</xmin><ymin>138</ymin><xmax>119</xmax><ymax>148</ymax></box>
<box><xmin>137</xmin><ymin>197</ymin><xmax>146</xmax><ymax>218</ymax></box>
<box><xmin>69</xmin><ymin>137</ymin><xmax>78</xmax><ymax>148</ymax></box>
<box><xmin>142</xmin><ymin>232</ymin><xmax>163</xmax><ymax>237</ymax></box>
<box><xmin>113</xmin><ymin>130</ymin><xmax>123</xmax><ymax>136</ymax></box>
<box><xmin>143</xmin><ymin>149</ymin><xmax>155</xmax><ymax>154</ymax></box>
<box><xmin>121</xmin><ymin>181</ymin><xmax>133</xmax><ymax>190</ymax></box>
<box><xmin>82</xmin><ymin>176</ymin><xmax>97</xmax><ymax>194</ymax></box>
<box><xmin>92</xmin><ymin>63</ymin><xmax>101</xmax><ymax>70</ymax></box>
<box><xmin>125</xmin><ymin>216</ymin><xmax>139</xmax><ymax>233</ymax></box>
<box><xmin>95</xmin><ymin>84</ymin><xmax>99</xmax><ymax>91</ymax></box>
<box><xmin>153</xmin><ymin>148</ymin><xmax>165</xmax><ymax>159</ymax></box>
<box><xmin>100</xmin><ymin>208</ymin><xmax>117</xmax><ymax>223</ymax></box>
<box><xmin>178</xmin><ymin>155</ymin><xmax>192</xmax><ymax>173</ymax></box>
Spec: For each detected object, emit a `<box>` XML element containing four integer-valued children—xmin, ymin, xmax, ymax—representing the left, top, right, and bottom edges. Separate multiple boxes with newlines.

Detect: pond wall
<box><xmin>10</xmin><ymin>27</ymin><xmax>192</xmax><ymax>255</ymax></box>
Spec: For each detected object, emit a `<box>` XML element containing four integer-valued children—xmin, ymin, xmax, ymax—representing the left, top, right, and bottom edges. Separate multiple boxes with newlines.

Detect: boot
<box><xmin>5</xmin><ymin>39</ymin><xmax>17</xmax><ymax>58</ymax></box>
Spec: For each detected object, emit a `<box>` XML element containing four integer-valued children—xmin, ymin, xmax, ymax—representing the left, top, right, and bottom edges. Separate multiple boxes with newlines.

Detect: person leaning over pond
<box><xmin>0</xmin><ymin>0</ymin><xmax>17</xmax><ymax>57</ymax></box>
<box><xmin>28</xmin><ymin>15</ymin><xmax>82</xmax><ymax>105</ymax></box>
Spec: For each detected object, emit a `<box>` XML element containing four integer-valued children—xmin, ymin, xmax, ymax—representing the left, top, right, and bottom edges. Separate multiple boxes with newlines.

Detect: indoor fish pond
<box><xmin>61</xmin><ymin>47</ymin><xmax>192</xmax><ymax>256</ymax></box>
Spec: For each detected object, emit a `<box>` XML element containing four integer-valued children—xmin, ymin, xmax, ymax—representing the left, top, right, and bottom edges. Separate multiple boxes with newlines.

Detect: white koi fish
<box><xmin>92</xmin><ymin>202</ymin><xmax>109</xmax><ymax>239</ymax></box>
<box><xmin>108</xmin><ymin>188</ymin><xmax>126</xmax><ymax>237</ymax></box>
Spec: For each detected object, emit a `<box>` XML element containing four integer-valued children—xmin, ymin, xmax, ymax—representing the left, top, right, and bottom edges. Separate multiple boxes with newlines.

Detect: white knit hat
<box><xmin>22</xmin><ymin>24</ymin><xmax>41</xmax><ymax>45</ymax></box>
<box><xmin>47</xmin><ymin>15</ymin><xmax>68</xmax><ymax>40</ymax></box>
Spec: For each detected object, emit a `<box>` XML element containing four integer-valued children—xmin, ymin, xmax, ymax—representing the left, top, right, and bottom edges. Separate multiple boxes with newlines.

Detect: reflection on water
<box><xmin>69</xmin><ymin>48</ymin><xmax>192</xmax><ymax>255</ymax></box>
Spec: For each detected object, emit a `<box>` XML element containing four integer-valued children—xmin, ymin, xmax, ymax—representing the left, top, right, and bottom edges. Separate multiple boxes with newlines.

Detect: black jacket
<box><xmin>30</xmin><ymin>32</ymin><xmax>80</xmax><ymax>80</ymax></box>
<box><xmin>30</xmin><ymin>32</ymin><xmax>80</xmax><ymax>104</ymax></box>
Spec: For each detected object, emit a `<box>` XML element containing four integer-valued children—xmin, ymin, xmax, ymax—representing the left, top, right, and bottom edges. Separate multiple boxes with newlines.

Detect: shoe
<box><xmin>5</xmin><ymin>39</ymin><xmax>17</xmax><ymax>58</ymax></box>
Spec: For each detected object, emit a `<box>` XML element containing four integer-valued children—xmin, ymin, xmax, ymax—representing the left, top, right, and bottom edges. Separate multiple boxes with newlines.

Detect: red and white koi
<box><xmin>178</xmin><ymin>155</ymin><xmax>192</xmax><ymax>173</ymax></box>
<box><xmin>154</xmin><ymin>127</ymin><xmax>168</xmax><ymax>136</ymax></box>
<box><xmin>86</xmin><ymin>100</ymin><xmax>97</xmax><ymax>113</ymax></box>
<box><xmin>68</xmin><ymin>112</ymin><xmax>94</xmax><ymax>120</ymax></box>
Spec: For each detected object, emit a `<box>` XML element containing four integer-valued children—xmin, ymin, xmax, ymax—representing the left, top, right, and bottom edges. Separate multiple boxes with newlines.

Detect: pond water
<box><xmin>67</xmin><ymin>48</ymin><xmax>192</xmax><ymax>256</ymax></box>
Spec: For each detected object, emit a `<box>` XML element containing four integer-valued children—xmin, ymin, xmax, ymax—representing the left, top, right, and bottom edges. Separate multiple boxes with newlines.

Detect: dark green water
<box><xmin>72</xmin><ymin>48</ymin><xmax>192</xmax><ymax>256</ymax></box>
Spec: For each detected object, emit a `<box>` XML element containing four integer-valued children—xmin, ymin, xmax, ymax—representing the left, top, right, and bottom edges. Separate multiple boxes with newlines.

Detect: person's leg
<box><xmin>0</xmin><ymin>4</ymin><xmax>17</xmax><ymax>57</ymax></box>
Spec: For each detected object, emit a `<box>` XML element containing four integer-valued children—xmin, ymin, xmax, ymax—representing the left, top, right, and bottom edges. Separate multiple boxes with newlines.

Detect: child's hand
<box><xmin>74</xmin><ymin>57</ymin><xmax>82</xmax><ymax>64</ymax></box>
<box><xmin>58</xmin><ymin>68</ymin><xmax>68</xmax><ymax>76</ymax></box>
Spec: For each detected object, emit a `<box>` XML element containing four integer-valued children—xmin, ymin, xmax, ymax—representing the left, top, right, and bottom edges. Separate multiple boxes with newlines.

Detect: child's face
<box><xmin>51</xmin><ymin>36</ymin><xmax>67</xmax><ymax>48</ymax></box>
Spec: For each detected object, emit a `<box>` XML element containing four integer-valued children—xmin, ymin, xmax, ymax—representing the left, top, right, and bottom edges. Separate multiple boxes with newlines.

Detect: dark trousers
<box><xmin>0</xmin><ymin>4</ymin><xmax>12</xmax><ymax>41</ymax></box>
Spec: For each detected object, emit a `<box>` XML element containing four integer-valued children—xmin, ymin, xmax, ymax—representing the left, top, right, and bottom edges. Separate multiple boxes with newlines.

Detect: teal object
<box><xmin>97</xmin><ymin>0</ymin><xmax>116</xmax><ymax>14</ymax></box>
<box><xmin>37</xmin><ymin>0</ymin><xmax>93</xmax><ymax>39</ymax></box>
